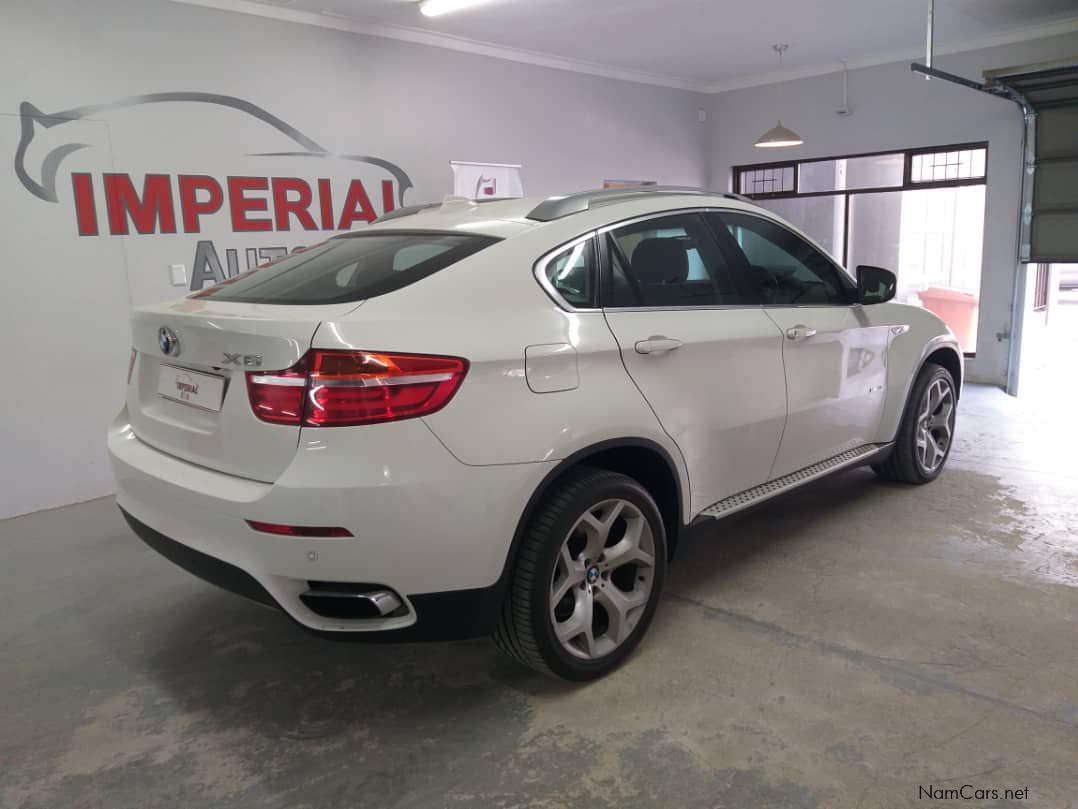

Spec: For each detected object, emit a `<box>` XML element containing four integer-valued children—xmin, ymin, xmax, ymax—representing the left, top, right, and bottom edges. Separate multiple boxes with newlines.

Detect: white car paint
<box><xmin>109</xmin><ymin>190</ymin><xmax>961</xmax><ymax>638</ymax></box>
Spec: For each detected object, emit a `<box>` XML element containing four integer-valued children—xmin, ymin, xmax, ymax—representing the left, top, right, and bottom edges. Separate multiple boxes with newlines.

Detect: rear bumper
<box><xmin>121</xmin><ymin>508</ymin><xmax>504</xmax><ymax>641</ymax></box>
<box><xmin>109</xmin><ymin>408</ymin><xmax>553</xmax><ymax>636</ymax></box>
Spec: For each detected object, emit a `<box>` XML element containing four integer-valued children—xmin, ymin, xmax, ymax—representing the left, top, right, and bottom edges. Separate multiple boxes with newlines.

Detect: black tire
<box><xmin>493</xmin><ymin>466</ymin><xmax>667</xmax><ymax>681</ymax></box>
<box><xmin>873</xmin><ymin>362</ymin><xmax>957</xmax><ymax>484</ymax></box>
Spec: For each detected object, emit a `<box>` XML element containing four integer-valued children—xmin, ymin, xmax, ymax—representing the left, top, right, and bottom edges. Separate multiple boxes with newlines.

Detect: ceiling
<box><xmin>176</xmin><ymin>0</ymin><xmax>1078</xmax><ymax>91</ymax></box>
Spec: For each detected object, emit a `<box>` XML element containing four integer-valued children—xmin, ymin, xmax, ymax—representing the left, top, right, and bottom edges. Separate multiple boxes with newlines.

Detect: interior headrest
<box><xmin>631</xmin><ymin>238</ymin><xmax>690</xmax><ymax>285</ymax></box>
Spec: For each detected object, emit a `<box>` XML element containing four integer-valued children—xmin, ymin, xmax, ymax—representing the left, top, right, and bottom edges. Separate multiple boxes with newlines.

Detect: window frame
<box><xmin>732</xmin><ymin>142</ymin><xmax>988</xmax><ymax>268</ymax></box>
<box><xmin>712</xmin><ymin>210</ymin><xmax>859</xmax><ymax>308</ymax></box>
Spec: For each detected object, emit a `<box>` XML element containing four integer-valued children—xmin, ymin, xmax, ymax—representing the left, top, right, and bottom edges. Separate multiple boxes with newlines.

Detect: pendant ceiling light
<box><xmin>755</xmin><ymin>44</ymin><xmax>804</xmax><ymax>148</ymax></box>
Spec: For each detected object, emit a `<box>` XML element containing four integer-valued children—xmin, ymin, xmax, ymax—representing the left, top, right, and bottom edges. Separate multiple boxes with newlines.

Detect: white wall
<box><xmin>706</xmin><ymin>32</ymin><xmax>1078</xmax><ymax>387</ymax></box>
<box><xmin>0</xmin><ymin>0</ymin><xmax>707</xmax><ymax>519</ymax></box>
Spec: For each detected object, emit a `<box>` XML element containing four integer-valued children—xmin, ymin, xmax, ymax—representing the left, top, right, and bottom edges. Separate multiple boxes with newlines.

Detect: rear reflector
<box><xmin>246</xmin><ymin>350</ymin><xmax>468</xmax><ymax>427</ymax></box>
<box><xmin>246</xmin><ymin>520</ymin><xmax>353</xmax><ymax>537</ymax></box>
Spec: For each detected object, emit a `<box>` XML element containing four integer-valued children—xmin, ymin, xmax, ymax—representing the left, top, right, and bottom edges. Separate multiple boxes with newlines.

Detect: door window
<box><xmin>717</xmin><ymin>212</ymin><xmax>853</xmax><ymax>306</ymax></box>
<box><xmin>605</xmin><ymin>213</ymin><xmax>749</xmax><ymax>308</ymax></box>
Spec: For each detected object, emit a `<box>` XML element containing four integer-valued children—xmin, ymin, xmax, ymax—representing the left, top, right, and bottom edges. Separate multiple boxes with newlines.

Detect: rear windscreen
<box><xmin>192</xmin><ymin>231</ymin><xmax>499</xmax><ymax>305</ymax></box>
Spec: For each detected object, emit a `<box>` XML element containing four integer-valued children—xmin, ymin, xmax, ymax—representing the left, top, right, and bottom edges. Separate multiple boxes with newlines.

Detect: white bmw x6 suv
<box><xmin>110</xmin><ymin>187</ymin><xmax>962</xmax><ymax>680</ymax></box>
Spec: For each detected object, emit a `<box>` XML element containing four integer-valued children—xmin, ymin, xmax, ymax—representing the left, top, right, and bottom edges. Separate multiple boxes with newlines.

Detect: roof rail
<box><xmin>525</xmin><ymin>186</ymin><xmax>753</xmax><ymax>222</ymax></box>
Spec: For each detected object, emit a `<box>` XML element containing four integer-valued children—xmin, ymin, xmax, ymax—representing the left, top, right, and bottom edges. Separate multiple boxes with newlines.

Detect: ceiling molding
<box><xmin>169</xmin><ymin>0</ymin><xmax>1078</xmax><ymax>96</ymax></box>
<box><xmin>167</xmin><ymin>0</ymin><xmax>710</xmax><ymax>92</ymax></box>
<box><xmin>701</xmin><ymin>15</ymin><xmax>1078</xmax><ymax>93</ymax></box>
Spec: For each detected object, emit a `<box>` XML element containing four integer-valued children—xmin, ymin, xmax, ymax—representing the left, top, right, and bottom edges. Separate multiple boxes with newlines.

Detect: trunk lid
<box><xmin>127</xmin><ymin>298</ymin><xmax>359</xmax><ymax>481</ymax></box>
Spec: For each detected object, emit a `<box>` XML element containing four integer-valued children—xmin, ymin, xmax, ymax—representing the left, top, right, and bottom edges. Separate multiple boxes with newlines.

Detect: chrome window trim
<box><xmin>595</xmin><ymin>206</ymin><xmax>723</xmax><ymax>235</ymax></box>
<box><xmin>603</xmin><ymin>304</ymin><xmax>762</xmax><ymax>313</ymax></box>
<box><xmin>533</xmin><ymin>204</ymin><xmax>862</xmax><ymax>314</ymax></box>
<box><xmin>533</xmin><ymin>231</ymin><xmax>602</xmax><ymax>313</ymax></box>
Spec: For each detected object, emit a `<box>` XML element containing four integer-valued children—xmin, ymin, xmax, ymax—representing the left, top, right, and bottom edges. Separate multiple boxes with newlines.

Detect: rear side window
<box><xmin>542</xmin><ymin>239</ymin><xmax>597</xmax><ymax>308</ymax></box>
<box><xmin>605</xmin><ymin>213</ymin><xmax>749</xmax><ymax>308</ymax></box>
<box><xmin>193</xmin><ymin>231</ymin><xmax>499</xmax><ymax>305</ymax></box>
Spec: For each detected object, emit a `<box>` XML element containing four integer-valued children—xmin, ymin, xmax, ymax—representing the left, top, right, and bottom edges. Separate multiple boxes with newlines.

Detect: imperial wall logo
<box><xmin>13</xmin><ymin>92</ymin><xmax>414</xmax><ymax>290</ymax></box>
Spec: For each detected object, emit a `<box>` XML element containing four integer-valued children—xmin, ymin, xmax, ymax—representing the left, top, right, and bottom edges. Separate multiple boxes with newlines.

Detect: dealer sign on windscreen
<box><xmin>14</xmin><ymin>92</ymin><xmax>414</xmax><ymax>290</ymax></box>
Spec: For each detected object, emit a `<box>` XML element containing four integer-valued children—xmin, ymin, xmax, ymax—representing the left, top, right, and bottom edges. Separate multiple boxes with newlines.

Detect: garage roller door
<box><xmin>984</xmin><ymin>60</ymin><xmax>1078</xmax><ymax>263</ymax></box>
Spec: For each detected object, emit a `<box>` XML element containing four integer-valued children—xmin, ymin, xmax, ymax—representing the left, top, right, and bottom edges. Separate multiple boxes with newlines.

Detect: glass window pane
<box><xmin>911</xmin><ymin>148</ymin><xmax>986</xmax><ymax>184</ymax></box>
<box><xmin>972</xmin><ymin>149</ymin><xmax>986</xmax><ymax>178</ymax></box>
<box><xmin>718</xmin><ymin>212</ymin><xmax>852</xmax><ymax>305</ymax></box>
<box><xmin>738</xmin><ymin>166</ymin><xmax>794</xmax><ymax>195</ymax></box>
<box><xmin>607</xmin><ymin>214</ymin><xmax>750</xmax><ymax>307</ymax></box>
<box><xmin>193</xmin><ymin>232</ymin><xmax>498</xmax><ymax>304</ymax></box>
<box><xmin>848</xmin><ymin>186</ymin><xmax>985</xmax><ymax>352</ymax></box>
<box><xmin>798</xmin><ymin>153</ymin><xmax>903</xmax><ymax>192</ymax></box>
<box><xmin>544</xmin><ymin>239</ymin><xmax>596</xmax><ymax>308</ymax></box>
<box><xmin>757</xmin><ymin>195</ymin><xmax>846</xmax><ymax>259</ymax></box>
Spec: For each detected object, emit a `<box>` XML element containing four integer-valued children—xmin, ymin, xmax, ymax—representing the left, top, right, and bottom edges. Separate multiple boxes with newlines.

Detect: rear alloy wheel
<box><xmin>494</xmin><ymin>468</ymin><xmax>667</xmax><ymax>680</ymax></box>
<box><xmin>873</xmin><ymin>362</ymin><xmax>957</xmax><ymax>484</ymax></box>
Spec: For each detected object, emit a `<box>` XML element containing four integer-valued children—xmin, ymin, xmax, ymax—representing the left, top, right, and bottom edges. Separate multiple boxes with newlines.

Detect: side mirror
<box><xmin>857</xmin><ymin>265</ymin><xmax>897</xmax><ymax>305</ymax></box>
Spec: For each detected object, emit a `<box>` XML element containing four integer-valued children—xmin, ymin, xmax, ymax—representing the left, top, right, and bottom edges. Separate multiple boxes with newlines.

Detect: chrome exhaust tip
<box><xmin>300</xmin><ymin>583</ymin><xmax>404</xmax><ymax>620</ymax></box>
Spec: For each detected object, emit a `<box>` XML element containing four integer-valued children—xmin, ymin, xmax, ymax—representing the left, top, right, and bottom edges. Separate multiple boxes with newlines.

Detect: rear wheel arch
<box><xmin>500</xmin><ymin>439</ymin><xmax>685</xmax><ymax>590</ymax></box>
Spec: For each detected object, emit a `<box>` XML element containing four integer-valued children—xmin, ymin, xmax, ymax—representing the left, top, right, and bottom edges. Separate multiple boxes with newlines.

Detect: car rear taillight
<box><xmin>246</xmin><ymin>350</ymin><xmax>468</xmax><ymax>427</ymax></box>
<box><xmin>247</xmin><ymin>362</ymin><xmax>308</xmax><ymax>425</ymax></box>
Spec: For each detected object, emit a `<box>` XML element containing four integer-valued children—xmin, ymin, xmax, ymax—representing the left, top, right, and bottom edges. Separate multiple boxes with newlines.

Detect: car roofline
<box><xmin>524</xmin><ymin>186</ymin><xmax>754</xmax><ymax>222</ymax></box>
<box><xmin>371</xmin><ymin>187</ymin><xmax>757</xmax><ymax>228</ymax></box>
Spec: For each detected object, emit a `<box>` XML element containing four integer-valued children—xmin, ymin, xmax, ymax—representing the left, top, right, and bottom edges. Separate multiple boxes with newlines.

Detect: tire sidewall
<box><xmin>530</xmin><ymin>476</ymin><xmax>667</xmax><ymax>681</ymax></box>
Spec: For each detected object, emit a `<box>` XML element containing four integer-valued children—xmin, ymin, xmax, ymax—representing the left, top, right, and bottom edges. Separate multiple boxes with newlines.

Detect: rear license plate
<box><xmin>157</xmin><ymin>364</ymin><xmax>226</xmax><ymax>412</ymax></box>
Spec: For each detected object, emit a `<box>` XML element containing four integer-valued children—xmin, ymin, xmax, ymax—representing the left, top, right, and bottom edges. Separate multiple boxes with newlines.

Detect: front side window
<box><xmin>605</xmin><ymin>213</ymin><xmax>748</xmax><ymax>308</ymax></box>
<box><xmin>193</xmin><ymin>231</ymin><xmax>499</xmax><ymax>305</ymax></box>
<box><xmin>542</xmin><ymin>238</ymin><xmax>597</xmax><ymax>308</ymax></box>
<box><xmin>716</xmin><ymin>212</ymin><xmax>852</xmax><ymax>306</ymax></box>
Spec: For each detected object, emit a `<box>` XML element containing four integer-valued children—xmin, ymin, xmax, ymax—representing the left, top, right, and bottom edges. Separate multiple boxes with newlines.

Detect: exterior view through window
<box><xmin>194</xmin><ymin>231</ymin><xmax>499</xmax><ymax>305</ymax></box>
<box><xmin>735</xmin><ymin>144</ymin><xmax>988</xmax><ymax>352</ymax></box>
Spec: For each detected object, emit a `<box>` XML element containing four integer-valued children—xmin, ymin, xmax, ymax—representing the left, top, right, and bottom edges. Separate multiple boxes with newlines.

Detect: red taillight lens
<box><xmin>127</xmin><ymin>348</ymin><xmax>137</xmax><ymax>385</ymax></box>
<box><xmin>246</xmin><ymin>361</ymin><xmax>309</xmax><ymax>425</ymax></box>
<box><xmin>305</xmin><ymin>351</ymin><xmax>468</xmax><ymax>427</ymax></box>
<box><xmin>246</xmin><ymin>350</ymin><xmax>468</xmax><ymax>427</ymax></box>
<box><xmin>246</xmin><ymin>520</ymin><xmax>353</xmax><ymax>537</ymax></box>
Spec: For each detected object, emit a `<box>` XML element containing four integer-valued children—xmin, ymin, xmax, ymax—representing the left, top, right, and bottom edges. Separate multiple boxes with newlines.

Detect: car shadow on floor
<box><xmin>666</xmin><ymin>465</ymin><xmax>893</xmax><ymax>595</ymax></box>
<box><xmin>102</xmin><ymin>465</ymin><xmax>900</xmax><ymax>735</ymax></box>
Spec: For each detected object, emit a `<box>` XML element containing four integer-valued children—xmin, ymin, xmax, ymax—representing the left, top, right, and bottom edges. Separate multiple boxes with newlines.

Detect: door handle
<box><xmin>785</xmin><ymin>325</ymin><xmax>817</xmax><ymax>341</ymax></box>
<box><xmin>634</xmin><ymin>336</ymin><xmax>683</xmax><ymax>354</ymax></box>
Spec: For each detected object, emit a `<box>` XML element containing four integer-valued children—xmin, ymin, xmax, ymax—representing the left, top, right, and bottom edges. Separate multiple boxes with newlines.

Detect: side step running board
<box><xmin>699</xmin><ymin>444</ymin><xmax>886</xmax><ymax>520</ymax></box>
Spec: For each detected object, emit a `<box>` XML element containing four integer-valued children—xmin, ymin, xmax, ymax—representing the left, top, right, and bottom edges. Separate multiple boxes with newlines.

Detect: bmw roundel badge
<box><xmin>158</xmin><ymin>326</ymin><xmax>180</xmax><ymax>357</ymax></box>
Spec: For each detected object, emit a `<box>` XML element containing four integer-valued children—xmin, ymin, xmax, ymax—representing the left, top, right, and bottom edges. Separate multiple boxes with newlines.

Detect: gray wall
<box><xmin>0</xmin><ymin>0</ymin><xmax>707</xmax><ymax>520</ymax></box>
<box><xmin>3</xmin><ymin>0</ymin><xmax>1076</xmax><ymax>520</ymax></box>
<box><xmin>706</xmin><ymin>32</ymin><xmax>1078</xmax><ymax>386</ymax></box>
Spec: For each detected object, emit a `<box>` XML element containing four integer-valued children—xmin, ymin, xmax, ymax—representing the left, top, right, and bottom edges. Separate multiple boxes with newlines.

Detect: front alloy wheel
<box><xmin>873</xmin><ymin>362</ymin><xmax>957</xmax><ymax>484</ymax></box>
<box><xmin>915</xmin><ymin>377</ymin><xmax>955</xmax><ymax>475</ymax></box>
<box><xmin>494</xmin><ymin>467</ymin><xmax>667</xmax><ymax>680</ymax></box>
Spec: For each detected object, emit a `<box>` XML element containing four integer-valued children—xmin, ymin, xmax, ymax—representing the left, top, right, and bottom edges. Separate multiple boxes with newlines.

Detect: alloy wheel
<box><xmin>549</xmin><ymin>498</ymin><xmax>656</xmax><ymax>660</ymax></box>
<box><xmin>915</xmin><ymin>377</ymin><xmax>955</xmax><ymax>473</ymax></box>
